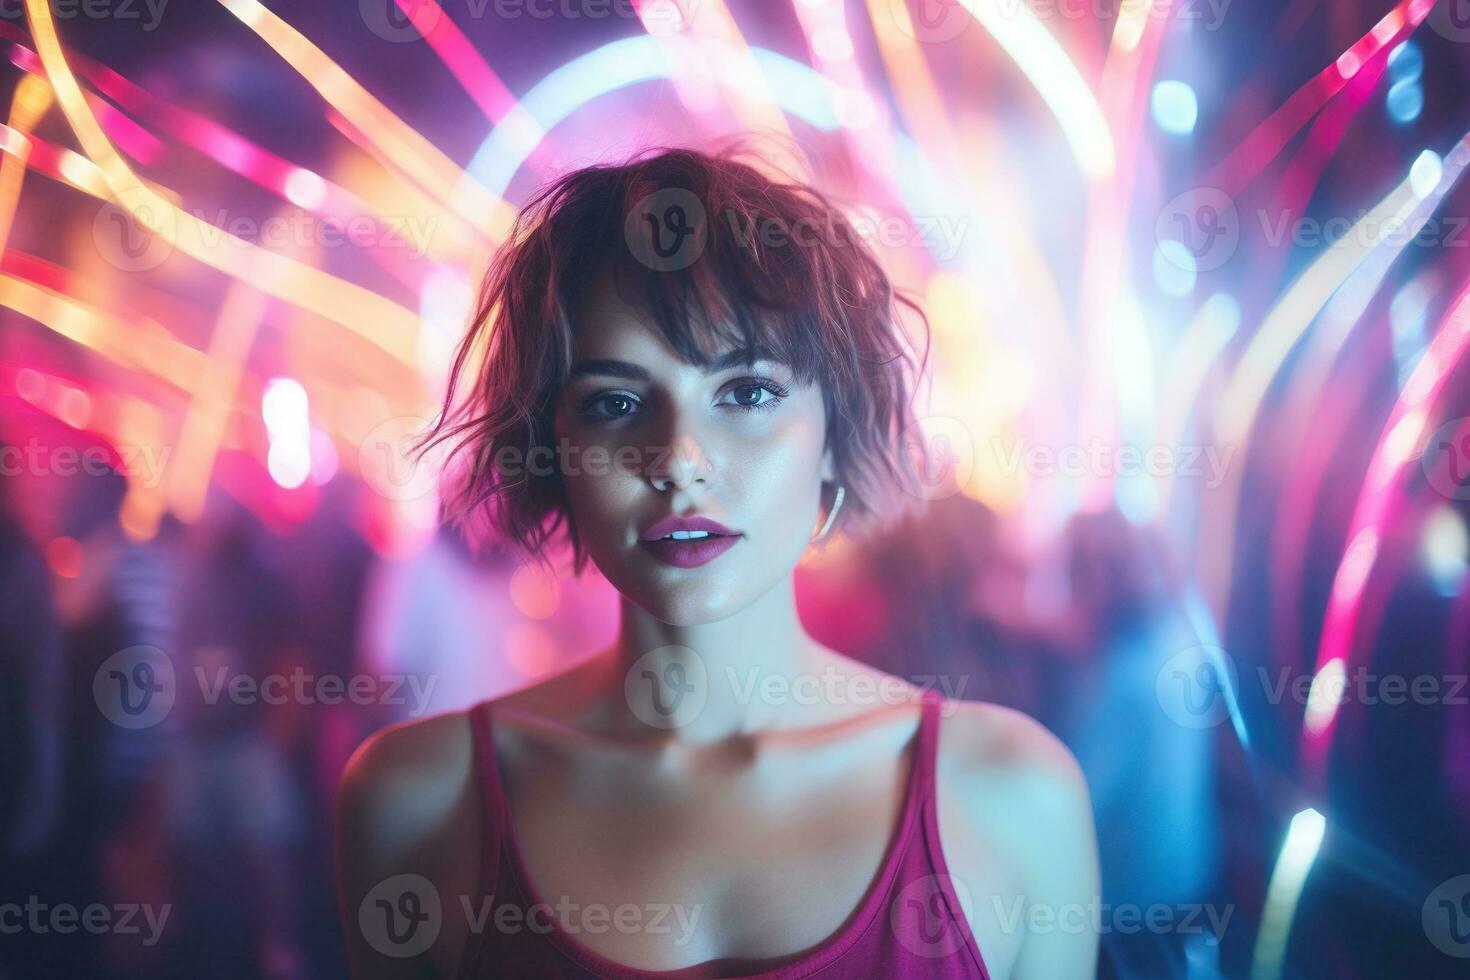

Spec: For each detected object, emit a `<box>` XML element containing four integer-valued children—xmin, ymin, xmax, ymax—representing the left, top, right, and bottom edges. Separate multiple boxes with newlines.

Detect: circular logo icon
<box><xmin>624</xmin><ymin>189</ymin><xmax>708</xmax><ymax>272</ymax></box>
<box><xmin>900</xmin><ymin>415</ymin><xmax>975</xmax><ymax>501</ymax></box>
<box><xmin>890</xmin><ymin>0</ymin><xmax>974</xmax><ymax>44</ymax></box>
<box><xmin>1423</xmin><ymin>874</ymin><xmax>1470</xmax><ymax>958</ymax></box>
<box><xmin>890</xmin><ymin>874</ymin><xmax>976</xmax><ymax>958</ymax></box>
<box><xmin>1155</xmin><ymin>187</ymin><xmax>1239</xmax><ymax>272</ymax></box>
<box><xmin>624</xmin><ymin>645</ymin><xmax>708</xmax><ymax>729</ymax></box>
<box><xmin>93</xmin><ymin>645</ymin><xmax>176</xmax><ymax>729</ymax></box>
<box><xmin>1428</xmin><ymin>0</ymin><xmax>1470</xmax><ymax>44</ymax></box>
<box><xmin>92</xmin><ymin>188</ymin><xmax>176</xmax><ymax>273</ymax></box>
<box><xmin>1422</xmin><ymin>417</ymin><xmax>1470</xmax><ymax>501</ymax></box>
<box><xmin>1155</xmin><ymin>644</ymin><xmax>1238</xmax><ymax>729</ymax></box>
<box><xmin>359</xmin><ymin>874</ymin><xmax>442</xmax><ymax>958</ymax></box>
<box><xmin>360</xmin><ymin>0</ymin><xmax>440</xmax><ymax>43</ymax></box>
<box><xmin>357</xmin><ymin>415</ymin><xmax>445</xmax><ymax>502</ymax></box>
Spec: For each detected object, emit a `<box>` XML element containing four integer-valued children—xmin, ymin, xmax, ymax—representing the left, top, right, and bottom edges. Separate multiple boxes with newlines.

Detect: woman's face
<box><xmin>553</xmin><ymin>268</ymin><xmax>834</xmax><ymax>625</ymax></box>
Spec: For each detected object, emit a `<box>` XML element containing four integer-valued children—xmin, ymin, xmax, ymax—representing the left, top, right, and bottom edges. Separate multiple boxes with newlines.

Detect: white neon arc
<box><xmin>457</xmin><ymin>30</ymin><xmax>1113</xmax><ymax>209</ymax></box>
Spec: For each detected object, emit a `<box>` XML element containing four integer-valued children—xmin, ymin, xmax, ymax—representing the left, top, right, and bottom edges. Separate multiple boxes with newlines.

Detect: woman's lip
<box><xmin>637</xmin><ymin>533</ymin><xmax>741</xmax><ymax>568</ymax></box>
<box><xmin>640</xmin><ymin>515</ymin><xmax>739</xmax><ymax>539</ymax></box>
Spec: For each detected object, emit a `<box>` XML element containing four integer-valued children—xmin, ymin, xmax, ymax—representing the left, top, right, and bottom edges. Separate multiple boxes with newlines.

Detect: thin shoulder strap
<box><xmin>913</xmin><ymin>690</ymin><xmax>992</xmax><ymax>978</ymax></box>
<box><xmin>466</xmin><ymin>701</ymin><xmax>507</xmax><ymax>896</ymax></box>
<box><xmin>452</xmin><ymin>703</ymin><xmax>510</xmax><ymax>980</ymax></box>
<box><xmin>917</xmin><ymin>687</ymin><xmax>943</xmax><ymax>792</ymax></box>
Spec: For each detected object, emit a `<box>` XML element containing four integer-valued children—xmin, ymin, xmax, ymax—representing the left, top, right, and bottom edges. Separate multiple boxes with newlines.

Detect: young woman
<box><xmin>335</xmin><ymin>147</ymin><xmax>1099</xmax><ymax>979</ymax></box>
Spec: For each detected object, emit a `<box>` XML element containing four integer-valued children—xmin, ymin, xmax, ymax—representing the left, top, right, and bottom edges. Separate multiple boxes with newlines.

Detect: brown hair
<box><xmin>417</xmin><ymin>143</ymin><xmax>933</xmax><ymax>574</ymax></box>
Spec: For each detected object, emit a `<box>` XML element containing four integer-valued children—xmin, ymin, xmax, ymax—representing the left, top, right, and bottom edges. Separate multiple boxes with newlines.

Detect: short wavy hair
<box><xmin>418</xmin><ymin>143</ymin><xmax>933</xmax><ymax>574</ymax></box>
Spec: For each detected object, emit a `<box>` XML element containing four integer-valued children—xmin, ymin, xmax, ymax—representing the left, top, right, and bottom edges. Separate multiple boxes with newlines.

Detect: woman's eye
<box><xmin>580</xmin><ymin>392</ymin><xmax>641</xmax><ymax>421</ymax></box>
<box><xmin>719</xmin><ymin>379</ymin><xmax>789</xmax><ymax>412</ymax></box>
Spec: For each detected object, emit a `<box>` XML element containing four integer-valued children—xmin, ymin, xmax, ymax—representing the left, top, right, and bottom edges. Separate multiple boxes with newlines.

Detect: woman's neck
<box><xmin>607</xmin><ymin>577</ymin><xmax>838</xmax><ymax>744</ymax></box>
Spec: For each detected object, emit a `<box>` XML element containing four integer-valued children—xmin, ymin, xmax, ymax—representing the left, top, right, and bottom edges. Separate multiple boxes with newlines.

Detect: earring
<box><xmin>815</xmin><ymin>484</ymin><xmax>845</xmax><ymax>541</ymax></box>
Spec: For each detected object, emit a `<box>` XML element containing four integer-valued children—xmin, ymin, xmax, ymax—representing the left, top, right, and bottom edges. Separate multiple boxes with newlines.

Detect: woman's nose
<box><xmin>647</xmin><ymin>429</ymin><xmax>714</xmax><ymax>492</ymax></box>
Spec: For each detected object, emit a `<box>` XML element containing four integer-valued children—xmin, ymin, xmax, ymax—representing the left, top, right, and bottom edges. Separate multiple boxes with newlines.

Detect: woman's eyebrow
<box><xmin>568</xmin><ymin>359</ymin><xmax>649</xmax><ymax>382</ymax></box>
<box><xmin>568</xmin><ymin>347</ymin><xmax>780</xmax><ymax>381</ymax></box>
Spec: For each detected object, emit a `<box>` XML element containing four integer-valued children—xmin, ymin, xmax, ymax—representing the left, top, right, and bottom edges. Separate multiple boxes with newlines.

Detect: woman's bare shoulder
<box><xmin>932</xmin><ymin>698</ymin><xmax>1093</xmax><ymax>845</ymax></box>
<box><xmin>337</xmin><ymin>659</ymin><xmax>595</xmax><ymax>827</ymax></box>
<box><xmin>339</xmin><ymin>709</ymin><xmax>476</xmax><ymax>811</ymax></box>
<box><xmin>332</xmin><ymin>659</ymin><xmax>631</xmax><ymax>975</ymax></box>
<box><xmin>340</xmin><ymin>651</ymin><xmax>603</xmax><ymax>785</ymax></box>
<box><xmin>932</xmin><ymin>698</ymin><xmax>1101</xmax><ymax>977</ymax></box>
<box><xmin>935</xmin><ymin>699</ymin><xmax>1085</xmax><ymax>785</ymax></box>
<box><xmin>334</xmin><ymin>707</ymin><xmax>491</xmax><ymax>978</ymax></box>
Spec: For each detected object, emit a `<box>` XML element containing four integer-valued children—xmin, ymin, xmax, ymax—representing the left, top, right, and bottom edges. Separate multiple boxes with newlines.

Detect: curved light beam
<box><xmin>463</xmin><ymin>37</ymin><xmax>842</xmax><ymax>204</ymax></box>
<box><xmin>964</xmin><ymin>0</ymin><xmax>1115</xmax><ymax>179</ymax></box>
<box><xmin>24</xmin><ymin>0</ymin><xmax>426</xmax><ymax>370</ymax></box>
<box><xmin>462</xmin><ymin>38</ymin><xmax>975</xmax><ymax>273</ymax></box>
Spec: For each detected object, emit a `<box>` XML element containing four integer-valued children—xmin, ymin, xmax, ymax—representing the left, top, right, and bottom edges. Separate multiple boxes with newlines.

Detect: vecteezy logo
<box><xmin>624</xmin><ymin>189</ymin><xmax>707</xmax><ymax>272</ymax></box>
<box><xmin>891</xmin><ymin>0</ymin><xmax>974</xmax><ymax>44</ymax></box>
<box><xmin>359</xmin><ymin>874</ymin><xmax>442</xmax><ymax>958</ymax></box>
<box><xmin>640</xmin><ymin>0</ymin><xmax>695</xmax><ymax>34</ymax></box>
<box><xmin>899</xmin><ymin>415</ymin><xmax>974</xmax><ymax>500</ymax></box>
<box><xmin>357</xmin><ymin>415</ymin><xmax>444</xmax><ymax>502</ymax></box>
<box><xmin>625</xmin><ymin>645</ymin><xmax>708</xmax><ymax>729</ymax></box>
<box><xmin>93</xmin><ymin>645</ymin><xmax>176</xmax><ymax>729</ymax></box>
<box><xmin>1155</xmin><ymin>187</ymin><xmax>1239</xmax><ymax>272</ymax></box>
<box><xmin>360</xmin><ymin>0</ymin><xmax>441</xmax><ymax>43</ymax></box>
<box><xmin>1156</xmin><ymin>644</ymin><xmax>1239</xmax><ymax>729</ymax></box>
<box><xmin>1422</xmin><ymin>418</ymin><xmax>1470</xmax><ymax>501</ymax></box>
<box><xmin>889</xmin><ymin>874</ymin><xmax>976</xmax><ymax>958</ymax></box>
<box><xmin>924</xmin><ymin>434</ymin><xmax>957</xmax><ymax>487</ymax></box>
<box><xmin>1423</xmin><ymin>875</ymin><xmax>1470</xmax><ymax>957</ymax></box>
<box><xmin>92</xmin><ymin>188</ymin><xmax>176</xmax><ymax>273</ymax></box>
<box><xmin>1428</xmin><ymin>0</ymin><xmax>1470</xmax><ymax>45</ymax></box>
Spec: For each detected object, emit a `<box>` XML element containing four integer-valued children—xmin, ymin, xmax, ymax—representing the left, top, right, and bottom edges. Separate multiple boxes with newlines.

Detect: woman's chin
<box><xmin>634</xmin><ymin>594</ymin><xmax>729</xmax><ymax>627</ymax></box>
<box><xmin>620</xmin><ymin>578</ymin><xmax>748</xmax><ymax>627</ymax></box>
<box><xmin>590</xmin><ymin>542</ymin><xmax>787</xmax><ymax>627</ymax></box>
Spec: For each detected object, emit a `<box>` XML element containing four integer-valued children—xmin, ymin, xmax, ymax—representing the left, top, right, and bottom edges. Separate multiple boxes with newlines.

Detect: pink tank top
<box><xmin>455</xmin><ymin>689</ymin><xmax>992</xmax><ymax>979</ymax></box>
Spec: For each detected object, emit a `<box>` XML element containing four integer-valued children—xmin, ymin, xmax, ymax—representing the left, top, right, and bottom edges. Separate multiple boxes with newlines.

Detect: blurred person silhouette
<box><xmin>0</xmin><ymin>441</ymin><xmax>65</xmax><ymax>976</ymax></box>
<box><xmin>0</xmin><ymin>442</ymin><xmax>62</xmax><ymax>851</ymax></box>
<box><xmin>166</xmin><ymin>490</ymin><xmax>306</xmax><ymax>980</ymax></box>
<box><xmin>806</xmin><ymin>492</ymin><xmax>1053</xmax><ymax>711</ymax></box>
<box><xmin>10</xmin><ymin>453</ymin><xmax>178</xmax><ymax>978</ymax></box>
<box><xmin>267</xmin><ymin>474</ymin><xmax>375</xmax><ymax>980</ymax></box>
<box><xmin>1055</xmin><ymin>507</ymin><xmax>1221</xmax><ymax>979</ymax></box>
